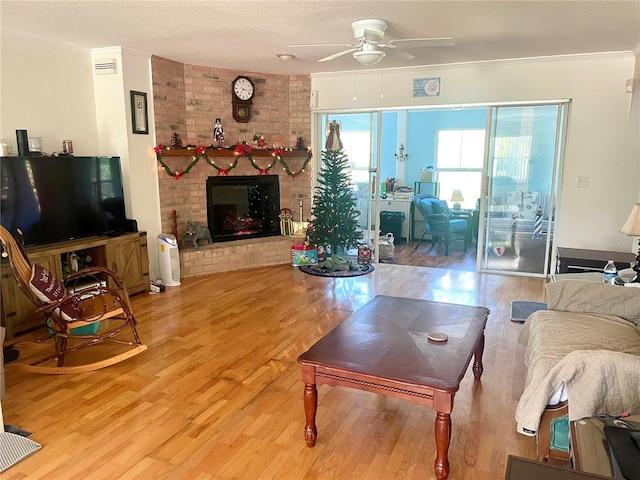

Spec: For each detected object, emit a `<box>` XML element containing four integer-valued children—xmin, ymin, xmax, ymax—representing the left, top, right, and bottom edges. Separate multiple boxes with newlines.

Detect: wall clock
<box><xmin>231</xmin><ymin>76</ymin><xmax>254</xmax><ymax>123</ymax></box>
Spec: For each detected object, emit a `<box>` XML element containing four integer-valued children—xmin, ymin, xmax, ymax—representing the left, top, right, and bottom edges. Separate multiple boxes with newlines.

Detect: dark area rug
<box><xmin>300</xmin><ymin>263</ymin><xmax>375</xmax><ymax>277</ymax></box>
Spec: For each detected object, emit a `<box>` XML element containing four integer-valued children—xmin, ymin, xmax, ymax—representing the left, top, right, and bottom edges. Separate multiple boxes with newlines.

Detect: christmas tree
<box><xmin>307</xmin><ymin>149</ymin><xmax>362</xmax><ymax>254</ymax></box>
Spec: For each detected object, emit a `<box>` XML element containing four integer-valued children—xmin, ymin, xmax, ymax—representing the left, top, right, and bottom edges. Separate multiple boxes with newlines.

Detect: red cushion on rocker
<box><xmin>29</xmin><ymin>264</ymin><xmax>80</xmax><ymax>321</ymax></box>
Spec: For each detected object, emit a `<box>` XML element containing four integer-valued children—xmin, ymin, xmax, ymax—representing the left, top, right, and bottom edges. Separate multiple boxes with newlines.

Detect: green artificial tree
<box><xmin>307</xmin><ymin>149</ymin><xmax>362</xmax><ymax>254</ymax></box>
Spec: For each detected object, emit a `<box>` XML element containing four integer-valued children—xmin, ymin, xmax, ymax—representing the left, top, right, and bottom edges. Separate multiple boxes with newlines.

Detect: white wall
<box><xmin>311</xmin><ymin>53</ymin><xmax>640</xmax><ymax>253</ymax></box>
<box><xmin>1</xmin><ymin>34</ymin><xmax>162</xmax><ymax>278</ymax></box>
<box><xmin>0</xmin><ymin>34</ymin><xmax>99</xmax><ymax>154</ymax></box>
<box><xmin>92</xmin><ymin>47</ymin><xmax>162</xmax><ymax>279</ymax></box>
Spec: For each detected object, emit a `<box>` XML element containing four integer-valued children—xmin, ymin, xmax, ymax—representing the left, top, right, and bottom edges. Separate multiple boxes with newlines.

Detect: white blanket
<box><xmin>516</xmin><ymin>310</ymin><xmax>640</xmax><ymax>435</ymax></box>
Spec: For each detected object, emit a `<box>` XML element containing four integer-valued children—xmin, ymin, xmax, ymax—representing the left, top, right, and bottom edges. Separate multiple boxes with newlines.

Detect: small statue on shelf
<box><xmin>213</xmin><ymin>118</ymin><xmax>224</xmax><ymax>148</ymax></box>
<box><xmin>295</xmin><ymin>136</ymin><xmax>306</xmax><ymax>151</ymax></box>
<box><xmin>170</xmin><ymin>131</ymin><xmax>183</xmax><ymax>149</ymax></box>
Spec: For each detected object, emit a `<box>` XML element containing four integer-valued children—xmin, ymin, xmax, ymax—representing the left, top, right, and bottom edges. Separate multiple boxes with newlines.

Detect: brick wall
<box><xmin>151</xmin><ymin>56</ymin><xmax>312</xmax><ymax>276</ymax></box>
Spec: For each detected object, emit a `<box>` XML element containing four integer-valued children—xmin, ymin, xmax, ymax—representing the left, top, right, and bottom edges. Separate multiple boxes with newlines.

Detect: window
<box><xmin>436</xmin><ymin>129</ymin><xmax>485</xmax><ymax>209</ymax></box>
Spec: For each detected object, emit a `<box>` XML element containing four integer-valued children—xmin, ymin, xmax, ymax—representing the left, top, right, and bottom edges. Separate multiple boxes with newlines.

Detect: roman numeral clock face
<box><xmin>232</xmin><ymin>76</ymin><xmax>254</xmax><ymax>122</ymax></box>
<box><xmin>233</xmin><ymin>77</ymin><xmax>254</xmax><ymax>101</ymax></box>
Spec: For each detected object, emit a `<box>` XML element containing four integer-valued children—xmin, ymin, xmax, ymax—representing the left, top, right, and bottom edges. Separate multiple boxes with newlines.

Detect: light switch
<box><xmin>576</xmin><ymin>176</ymin><xmax>589</xmax><ymax>188</ymax></box>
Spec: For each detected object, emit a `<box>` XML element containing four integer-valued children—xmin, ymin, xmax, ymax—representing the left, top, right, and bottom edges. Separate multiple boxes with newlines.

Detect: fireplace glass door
<box><xmin>206</xmin><ymin>175</ymin><xmax>280</xmax><ymax>243</ymax></box>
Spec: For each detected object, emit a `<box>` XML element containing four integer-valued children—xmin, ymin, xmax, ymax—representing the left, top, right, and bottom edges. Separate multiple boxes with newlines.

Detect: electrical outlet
<box><xmin>576</xmin><ymin>176</ymin><xmax>589</xmax><ymax>188</ymax></box>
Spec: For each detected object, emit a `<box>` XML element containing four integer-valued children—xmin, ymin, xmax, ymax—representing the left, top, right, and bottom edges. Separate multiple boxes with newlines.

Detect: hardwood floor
<box><xmin>392</xmin><ymin>239</ymin><xmax>477</xmax><ymax>271</ymax></box>
<box><xmin>3</xmin><ymin>263</ymin><xmax>548</xmax><ymax>479</ymax></box>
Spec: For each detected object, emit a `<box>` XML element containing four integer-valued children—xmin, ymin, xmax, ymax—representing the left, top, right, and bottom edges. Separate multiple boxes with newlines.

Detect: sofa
<box><xmin>515</xmin><ymin>280</ymin><xmax>640</xmax><ymax>460</ymax></box>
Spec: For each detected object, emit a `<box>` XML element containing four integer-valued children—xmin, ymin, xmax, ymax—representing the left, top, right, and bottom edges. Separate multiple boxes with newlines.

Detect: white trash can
<box><xmin>158</xmin><ymin>233</ymin><xmax>181</xmax><ymax>286</ymax></box>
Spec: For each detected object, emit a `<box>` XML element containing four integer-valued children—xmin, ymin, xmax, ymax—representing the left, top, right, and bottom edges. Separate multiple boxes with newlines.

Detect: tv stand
<box><xmin>1</xmin><ymin>232</ymin><xmax>149</xmax><ymax>342</ymax></box>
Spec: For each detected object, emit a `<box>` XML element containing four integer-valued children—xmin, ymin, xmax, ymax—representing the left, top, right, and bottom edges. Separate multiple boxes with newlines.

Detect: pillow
<box><xmin>431</xmin><ymin>199</ymin><xmax>450</xmax><ymax>216</ymax></box>
<box><xmin>29</xmin><ymin>264</ymin><xmax>80</xmax><ymax>321</ymax></box>
<box><xmin>417</xmin><ymin>198</ymin><xmax>435</xmax><ymax>215</ymax></box>
<box><xmin>546</xmin><ymin>280</ymin><xmax>640</xmax><ymax>325</ymax></box>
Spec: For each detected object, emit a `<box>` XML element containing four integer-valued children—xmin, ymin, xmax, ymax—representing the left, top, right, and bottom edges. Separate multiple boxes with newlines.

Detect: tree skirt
<box><xmin>300</xmin><ymin>263</ymin><xmax>375</xmax><ymax>277</ymax></box>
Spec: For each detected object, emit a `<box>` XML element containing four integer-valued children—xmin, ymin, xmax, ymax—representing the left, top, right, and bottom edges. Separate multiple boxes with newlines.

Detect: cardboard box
<box><xmin>419</xmin><ymin>170</ymin><xmax>437</xmax><ymax>182</ymax></box>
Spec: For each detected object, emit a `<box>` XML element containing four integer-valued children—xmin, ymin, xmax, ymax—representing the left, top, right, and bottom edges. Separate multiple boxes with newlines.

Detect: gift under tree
<box><xmin>307</xmin><ymin>148</ymin><xmax>361</xmax><ymax>254</ymax></box>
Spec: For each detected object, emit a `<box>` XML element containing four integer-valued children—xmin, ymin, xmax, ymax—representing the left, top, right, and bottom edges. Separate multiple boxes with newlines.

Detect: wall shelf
<box><xmin>159</xmin><ymin>148</ymin><xmax>310</xmax><ymax>158</ymax></box>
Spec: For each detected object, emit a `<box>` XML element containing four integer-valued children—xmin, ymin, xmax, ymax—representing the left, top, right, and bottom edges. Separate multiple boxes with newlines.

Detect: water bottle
<box><xmin>603</xmin><ymin>260</ymin><xmax>617</xmax><ymax>284</ymax></box>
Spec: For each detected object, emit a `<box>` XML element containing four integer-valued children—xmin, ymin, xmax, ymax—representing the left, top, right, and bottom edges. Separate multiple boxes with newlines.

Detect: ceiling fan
<box><xmin>287</xmin><ymin>18</ymin><xmax>455</xmax><ymax>66</ymax></box>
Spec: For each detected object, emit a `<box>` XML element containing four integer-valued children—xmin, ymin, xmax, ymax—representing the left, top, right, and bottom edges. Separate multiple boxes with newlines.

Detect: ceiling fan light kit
<box><xmin>287</xmin><ymin>18</ymin><xmax>454</xmax><ymax>67</ymax></box>
<box><xmin>353</xmin><ymin>49</ymin><xmax>385</xmax><ymax>66</ymax></box>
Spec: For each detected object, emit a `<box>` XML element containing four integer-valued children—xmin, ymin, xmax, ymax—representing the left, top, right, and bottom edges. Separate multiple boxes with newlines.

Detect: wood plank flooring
<box><xmin>3</xmin><ymin>263</ymin><xmax>548</xmax><ymax>479</ymax></box>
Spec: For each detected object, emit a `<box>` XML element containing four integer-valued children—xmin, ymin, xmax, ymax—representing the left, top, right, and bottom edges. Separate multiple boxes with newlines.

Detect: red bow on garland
<box><xmin>259</xmin><ymin>169</ymin><xmax>269</xmax><ymax>175</ymax></box>
<box><xmin>174</xmin><ymin>171</ymin><xmax>184</xmax><ymax>180</ymax></box>
<box><xmin>272</xmin><ymin>147</ymin><xmax>285</xmax><ymax>157</ymax></box>
<box><xmin>154</xmin><ymin>144</ymin><xmax>165</xmax><ymax>154</ymax></box>
<box><xmin>218</xmin><ymin>169</ymin><xmax>229</xmax><ymax>176</ymax></box>
<box><xmin>234</xmin><ymin>142</ymin><xmax>252</xmax><ymax>156</ymax></box>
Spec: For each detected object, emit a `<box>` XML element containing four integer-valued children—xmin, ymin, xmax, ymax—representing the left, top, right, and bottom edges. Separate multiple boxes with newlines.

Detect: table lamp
<box><xmin>620</xmin><ymin>202</ymin><xmax>640</xmax><ymax>283</ymax></box>
<box><xmin>450</xmin><ymin>190</ymin><xmax>464</xmax><ymax>210</ymax></box>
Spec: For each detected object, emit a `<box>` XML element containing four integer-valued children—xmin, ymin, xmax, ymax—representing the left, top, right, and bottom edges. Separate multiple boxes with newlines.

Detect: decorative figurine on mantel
<box><xmin>213</xmin><ymin>118</ymin><xmax>224</xmax><ymax>148</ymax></box>
<box><xmin>295</xmin><ymin>136</ymin><xmax>306</xmax><ymax>151</ymax></box>
<box><xmin>170</xmin><ymin>131</ymin><xmax>183</xmax><ymax>149</ymax></box>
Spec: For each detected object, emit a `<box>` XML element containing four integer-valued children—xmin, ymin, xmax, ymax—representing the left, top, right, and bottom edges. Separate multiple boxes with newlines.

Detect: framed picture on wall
<box><xmin>130</xmin><ymin>91</ymin><xmax>149</xmax><ymax>134</ymax></box>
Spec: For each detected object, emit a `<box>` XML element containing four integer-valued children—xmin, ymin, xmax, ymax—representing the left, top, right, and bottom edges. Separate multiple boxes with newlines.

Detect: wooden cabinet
<box><xmin>105</xmin><ymin>233</ymin><xmax>149</xmax><ymax>295</ymax></box>
<box><xmin>1</xmin><ymin>232</ymin><xmax>149</xmax><ymax>341</ymax></box>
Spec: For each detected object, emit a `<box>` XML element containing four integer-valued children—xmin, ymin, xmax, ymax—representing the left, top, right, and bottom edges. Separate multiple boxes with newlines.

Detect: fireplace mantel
<box><xmin>160</xmin><ymin>148</ymin><xmax>310</xmax><ymax>158</ymax></box>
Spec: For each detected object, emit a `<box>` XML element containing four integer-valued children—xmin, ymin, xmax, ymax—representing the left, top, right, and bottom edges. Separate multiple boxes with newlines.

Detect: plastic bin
<box><xmin>380</xmin><ymin>211</ymin><xmax>406</xmax><ymax>243</ymax></box>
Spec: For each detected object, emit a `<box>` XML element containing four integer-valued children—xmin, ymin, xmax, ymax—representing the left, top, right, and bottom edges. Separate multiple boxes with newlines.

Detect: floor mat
<box><xmin>0</xmin><ymin>432</ymin><xmax>42</xmax><ymax>472</ymax></box>
<box><xmin>510</xmin><ymin>300</ymin><xmax>547</xmax><ymax>322</ymax></box>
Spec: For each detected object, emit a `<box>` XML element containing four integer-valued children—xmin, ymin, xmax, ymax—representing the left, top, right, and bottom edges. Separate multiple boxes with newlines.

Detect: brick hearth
<box><xmin>180</xmin><ymin>235</ymin><xmax>298</xmax><ymax>277</ymax></box>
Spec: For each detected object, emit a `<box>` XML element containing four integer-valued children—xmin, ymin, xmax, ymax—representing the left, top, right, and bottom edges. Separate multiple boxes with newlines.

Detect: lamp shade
<box><xmin>621</xmin><ymin>203</ymin><xmax>640</xmax><ymax>235</ymax></box>
<box><xmin>450</xmin><ymin>190</ymin><xmax>465</xmax><ymax>203</ymax></box>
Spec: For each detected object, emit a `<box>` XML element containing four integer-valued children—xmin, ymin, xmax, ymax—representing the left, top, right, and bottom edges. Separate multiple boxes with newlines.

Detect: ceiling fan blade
<box><xmin>318</xmin><ymin>48</ymin><xmax>359</xmax><ymax>62</ymax></box>
<box><xmin>386</xmin><ymin>37</ymin><xmax>456</xmax><ymax>48</ymax></box>
<box><xmin>388</xmin><ymin>50</ymin><xmax>415</xmax><ymax>61</ymax></box>
<box><xmin>287</xmin><ymin>42</ymin><xmax>355</xmax><ymax>48</ymax></box>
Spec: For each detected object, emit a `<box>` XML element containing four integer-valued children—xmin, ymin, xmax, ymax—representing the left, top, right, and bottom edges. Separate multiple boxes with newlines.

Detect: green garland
<box><xmin>154</xmin><ymin>144</ymin><xmax>312</xmax><ymax>180</ymax></box>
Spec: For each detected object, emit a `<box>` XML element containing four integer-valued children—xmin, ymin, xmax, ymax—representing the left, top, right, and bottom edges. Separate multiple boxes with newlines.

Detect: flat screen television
<box><xmin>0</xmin><ymin>156</ymin><xmax>128</xmax><ymax>247</ymax></box>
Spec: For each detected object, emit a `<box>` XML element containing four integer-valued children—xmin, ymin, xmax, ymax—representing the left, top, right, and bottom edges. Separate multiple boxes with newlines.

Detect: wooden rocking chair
<box><xmin>0</xmin><ymin>226</ymin><xmax>147</xmax><ymax>374</ymax></box>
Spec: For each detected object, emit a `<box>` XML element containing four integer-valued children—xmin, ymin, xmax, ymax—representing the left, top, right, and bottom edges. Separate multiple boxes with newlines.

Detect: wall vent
<box><xmin>94</xmin><ymin>58</ymin><xmax>117</xmax><ymax>75</ymax></box>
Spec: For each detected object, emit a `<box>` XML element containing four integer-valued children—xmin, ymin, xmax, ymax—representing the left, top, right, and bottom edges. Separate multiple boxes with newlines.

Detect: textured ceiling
<box><xmin>1</xmin><ymin>0</ymin><xmax>639</xmax><ymax>75</ymax></box>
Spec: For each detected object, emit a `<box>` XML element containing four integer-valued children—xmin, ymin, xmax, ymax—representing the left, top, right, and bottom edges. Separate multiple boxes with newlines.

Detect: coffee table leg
<box><xmin>473</xmin><ymin>333</ymin><xmax>485</xmax><ymax>380</ymax></box>
<box><xmin>434</xmin><ymin>411</ymin><xmax>451</xmax><ymax>479</ymax></box>
<box><xmin>303</xmin><ymin>383</ymin><xmax>318</xmax><ymax>447</ymax></box>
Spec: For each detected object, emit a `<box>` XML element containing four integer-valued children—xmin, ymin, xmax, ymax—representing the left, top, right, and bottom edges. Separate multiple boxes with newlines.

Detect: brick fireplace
<box><xmin>151</xmin><ymin>56</ymin><xmax>312</xmax><ymax>277</ymax></box>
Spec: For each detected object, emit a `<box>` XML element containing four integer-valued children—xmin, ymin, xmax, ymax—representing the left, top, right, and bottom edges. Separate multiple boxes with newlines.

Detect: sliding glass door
<box><xmin>479</xmin><ymin>103</ymin><xmax>568</xmax><ymax>276</ymax></box>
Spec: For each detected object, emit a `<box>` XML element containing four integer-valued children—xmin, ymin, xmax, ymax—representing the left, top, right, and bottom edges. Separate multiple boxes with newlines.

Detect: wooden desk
<box><xmin>505</xmin><ymin>455</ymin><xmax>610</xmax><ymax>479</ymax></box>
<box><xmin>298</xmin><ymin>295</ymin><xmax>489</xmax><ymax>480</ymax></box>
<box><xmin>570</xmin><ymin>415</ymin><xmax>640</xmax><ymax>478</ymax></box>
<box><xmin>556</xmin><ymin>248</ymin><xmax>634</xmax><ymax>274</ymax></box>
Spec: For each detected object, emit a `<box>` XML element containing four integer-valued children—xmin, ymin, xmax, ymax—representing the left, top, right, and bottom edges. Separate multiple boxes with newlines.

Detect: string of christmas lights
<box><xmin>154</xmin><ymin>143</ymin><xmax>312</xmax><ymax>180</ymax></box>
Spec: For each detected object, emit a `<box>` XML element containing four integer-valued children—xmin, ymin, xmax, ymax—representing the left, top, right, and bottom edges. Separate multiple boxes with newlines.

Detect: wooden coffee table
<box><xmin>297</xmin><ymin>295</ymin><xmax>489</xmax><ymax>480</ymax></box>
